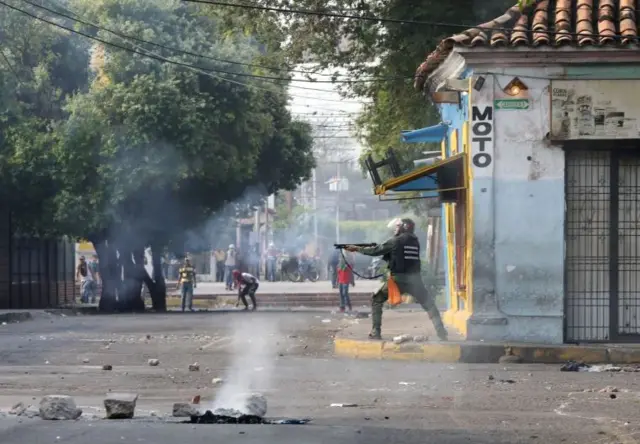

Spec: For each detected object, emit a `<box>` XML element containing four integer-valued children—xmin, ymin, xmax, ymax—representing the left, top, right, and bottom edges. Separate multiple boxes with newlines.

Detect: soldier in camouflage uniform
<box><xmin>346</xmin><ymin>218</ymin><xmax>448</xmax><ymax>341</ymax></box>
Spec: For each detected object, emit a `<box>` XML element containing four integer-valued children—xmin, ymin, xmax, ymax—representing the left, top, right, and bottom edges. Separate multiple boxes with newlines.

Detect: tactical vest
<box><xmin>389</xmin><ymin>233</ymin><xmax>421</xmax><ymax>274</ymax></box>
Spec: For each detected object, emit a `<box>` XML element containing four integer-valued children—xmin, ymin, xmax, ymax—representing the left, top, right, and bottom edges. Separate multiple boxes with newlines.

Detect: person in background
<box><xmin>232</xmin><ymin>269</ymin><xmax>259</xmax><ymax>311</ymax></box>
<box><xmin>176</xmin><ymin>258</ymin><xmax>196</xmax><ymax>312</ymax></box>
<box><xmin>265</xmin><ymin>242</ymin><xmax>278</xmax><ymax>282</ymax></box>
<box><xmin>224</xmin><ymin>244</ymin><xmax>237</xmax><ymax>291</ymax></box>
<box><xmin>76</xmin><ymin>256</ymin><xmax>97</xmax><ymax>304</ymax></box>
<box><xmin>88</xmin><ymin>255</ymin><xmax>100</xmax><ymax>300</ymax></box>
<box><xmin>328</xmin><ymin>248</ymin><xmax>340</xmax><ymax>289</ymax></box>
<box><xmin>161</xmin><ymin>252</ymin><xmax>169</xmax><ymax>280</ymax></box>
<box><xmin>169</xmin><ymin>255</ymin><xmax>180</xmax><ymax>281</ymax></box>
<box><xmin>214</xmin><ymin>248</ymin><xmax>226</xmax><ymax>282</ymax></box>
<box><xmin>337</xmin><ymin>253</ymin><xmax>354</xmax><ymax>313</ymax></box>
<box><xmin>249</xmin><ymin>244</ymin><xmax>260</xmax><ymax>279</ymax></box>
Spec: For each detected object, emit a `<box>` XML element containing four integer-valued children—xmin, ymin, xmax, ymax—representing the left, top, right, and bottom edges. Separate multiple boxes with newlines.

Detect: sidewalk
<box><xmin>334</xmin><ymin>311</ymin><xmax>640</xmax><ymax>364</ymax></box>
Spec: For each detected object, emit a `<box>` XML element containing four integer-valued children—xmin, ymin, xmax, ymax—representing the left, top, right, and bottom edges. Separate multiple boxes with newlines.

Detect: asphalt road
<box><xmin>1</xmin><ymin>312</ymin><xmax>640</xmax><ymax>444</ymax></box>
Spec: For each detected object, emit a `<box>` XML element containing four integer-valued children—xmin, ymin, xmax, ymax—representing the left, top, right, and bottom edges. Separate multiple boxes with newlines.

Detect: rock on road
<box><xmin>1</xmin><ymin>312</ymin><xmax>640</xmax><ymax>444</ymax></box>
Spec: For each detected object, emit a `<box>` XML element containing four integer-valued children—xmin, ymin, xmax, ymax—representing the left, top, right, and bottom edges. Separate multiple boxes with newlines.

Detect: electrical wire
<box><xmin>0</xmin><ymin>0</ymin><xmax>370</xmax><ymax>104</ymax></box>
<box><xmin>183</xmin><ymin>0</ymin><xmax>636</xmax><ymax>41</ymax></box>
<box><xmin>0</xmin><ymin>47</ymin><xmax>22</xmax><ymax>85</ymax></box>
<box><xmin>25</xmin><ymin>0</ymin><xmax>411</xmax><ymax>84</ymax></box>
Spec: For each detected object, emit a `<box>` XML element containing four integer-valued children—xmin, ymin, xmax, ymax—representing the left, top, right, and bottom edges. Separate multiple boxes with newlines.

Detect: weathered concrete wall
<box><xmin>466</xmin><ymin>68</ymin><xmax>565</xmax><ymax>343</ymax></box>
<box><xmin>493</xmin><ymin>70</ymin><xmax>564</xmax><ymax>343</ymax></box>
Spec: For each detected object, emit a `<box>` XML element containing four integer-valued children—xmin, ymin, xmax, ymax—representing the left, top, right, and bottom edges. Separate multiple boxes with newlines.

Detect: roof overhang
<box><xmin>374</xmin><ymin>153</ymin><xmax>466</xmax><ymax>203</ymax></box>
<box><xmin>423</xmin><ymin>46</ymin><xmax>640</xmax><ymax>95</ymax></box>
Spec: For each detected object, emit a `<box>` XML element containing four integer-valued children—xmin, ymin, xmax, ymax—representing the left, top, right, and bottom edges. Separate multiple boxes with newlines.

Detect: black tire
<box><xmin>289</xmin><ymin>270</ymin><xmax>302</xmax><ymax>282</ymax></box>
<box><xmin>307</xmin><ymin>270</ymin><xmax>319</xmax><ymax>282</ymax></box>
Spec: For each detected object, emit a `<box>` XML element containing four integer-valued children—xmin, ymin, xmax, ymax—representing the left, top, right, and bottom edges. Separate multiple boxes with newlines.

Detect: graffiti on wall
<box><xmin>550</xmin><ymin>80</ymin><xmax>640</xmax><ymax>140</ymax></box>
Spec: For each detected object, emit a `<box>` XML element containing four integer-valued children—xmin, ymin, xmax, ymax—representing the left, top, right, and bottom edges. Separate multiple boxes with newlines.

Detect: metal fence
<box><xmin>565</xmin><ymin>148</ymin><xmax>640</xmax><ymax>343</ymax></box>
<box><xmin>0</xmin><ymin>212</ymin><xmax>76</xmax><ymax>309</ymax></box>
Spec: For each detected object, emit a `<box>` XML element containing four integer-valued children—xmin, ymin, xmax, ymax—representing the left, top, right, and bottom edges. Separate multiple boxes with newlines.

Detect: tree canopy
<box><xmin>0</xmin><ymin>0</ymin><xmax>315</xmax><ymax>311</ymax></box>
<box><xmin>212</xmin><ymin>0</ymin><xmax>513</xmax><ymax>209</ymax></box>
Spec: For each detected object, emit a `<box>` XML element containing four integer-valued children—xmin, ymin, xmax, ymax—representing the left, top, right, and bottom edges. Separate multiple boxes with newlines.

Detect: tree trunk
<box><xmin>149</xmin><ymin>243</ymin><xmax>167</xmax><ymax>312</ymax></box>
<box><xmin>93</xmin><ymin>237</ymin><xmax>118</xmax><ymax>313</ymax></box>
<box><xmin>118</xmin><ymin>246</ymin><xmax>145</xmax><ymax>312</ymax></box>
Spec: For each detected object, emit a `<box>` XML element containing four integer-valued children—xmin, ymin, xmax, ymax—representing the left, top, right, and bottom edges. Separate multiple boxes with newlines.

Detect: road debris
<box><xmin>321</xmin><ymin>319</ymin><xmax>331</xmax><ymax>323</ymax></box>
<box><xmin>393</xmin><ymin>334</ymin><xmax>411</xmax><ymax>345</ymax></box>
<box><xmin>148</xmin><ymin>359</ymin><xmax>160</xmax><ymax>366</ymax></box>
<box><xmin>173</xmin><ymin>403</ymin><xmax>200</xmax><ymax>417</ymax></box>
<box><xmin>243</xmin><ymin>393</ymin><xmax>268</xmax><ymax>417</ymax></box>
<box><xmin>330</xmin><ymin>403</ymin><xmax>358</xmax><ymax>407</ymax></box>
<box><xmin>102</xmin><ymin>364</ymin><xmax>113</xmax><ymax>371</ymax></box>
<box><xmin>398</xmin><ymin>381</ymin><xmax>415</xmax><ymax>386</ymax></box>
<box><xmin>189</xmin><ymin>362</ymin><xmax>200</xmax><ymax>371</ymax></box>
<box><xmin>212</xmin><ymin>377</ymin><xmax>224</xmax><ymax>385</ymax></box>
<box><xmin>599</xmin><ymin>386</ymin><xmax>618</xmax><ymax>393</ymax></box>
<box><xmin>9</xmin><ymin>402</ymin><xmax>26</xmax><ymax>416</ymax></box>
<box><xmin>560</xmin><ymin>361</ymin><xmax>590</xmax><ymax>372</ymax></box>
<box><xmin>191</xmin><ymin>395</ymin><xmax>201</xmax><ymax>404</ymax></box>
<box><xmin>82</xmin><ymin>358</ymin><xmax>90</xmax><ymax>364</ymax></box>
<box><xmin>104</xmin><ymin>393</ymin><xmax>138</xmax><ymax>419</ymax></box>
<box><xmin>39</xmin><ymin>395</ymin><xmax>82</xmax><ymax>420</ymax></box>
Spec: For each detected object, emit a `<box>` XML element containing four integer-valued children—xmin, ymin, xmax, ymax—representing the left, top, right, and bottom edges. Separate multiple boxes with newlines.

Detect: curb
<box><xmin>333</xmin><ymin>338</ymin><xmax>640</xmax><ymax>364</ymax></box>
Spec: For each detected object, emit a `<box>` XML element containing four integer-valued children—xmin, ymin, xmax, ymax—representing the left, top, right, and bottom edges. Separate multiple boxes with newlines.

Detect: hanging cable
<box><xmin>24</xmin><ymin>0</ymin><xmax>412</xmax><ymax>84</ymax></box>
<box><xmin>0</xmin><ymin>0</ymin><xmax>371</xmax><ymax>104</ymax></box>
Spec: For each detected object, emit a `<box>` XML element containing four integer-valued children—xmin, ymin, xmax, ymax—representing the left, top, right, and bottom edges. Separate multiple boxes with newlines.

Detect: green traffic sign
<box><xmin>494</xmin><ymin>98</ymin><xmax>529</xmax><ymax>110</ymax></box>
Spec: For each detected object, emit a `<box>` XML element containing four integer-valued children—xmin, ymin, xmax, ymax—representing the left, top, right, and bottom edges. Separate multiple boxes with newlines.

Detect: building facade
<box><xmin>372</xmin><ymin>0</ymin><xmax>640</xmax><ymax>344</ymax></box>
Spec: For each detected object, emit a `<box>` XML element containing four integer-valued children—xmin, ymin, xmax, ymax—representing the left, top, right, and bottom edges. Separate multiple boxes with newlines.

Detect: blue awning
<box><xmin>400</xmin><ymin>123</ymin><xmax>448</xmax><ymax>144</ymax></box>
<box><xmin>374</xmin><ymin>153</ymin><xmax>466</xmax><ymax>198</ymax></box>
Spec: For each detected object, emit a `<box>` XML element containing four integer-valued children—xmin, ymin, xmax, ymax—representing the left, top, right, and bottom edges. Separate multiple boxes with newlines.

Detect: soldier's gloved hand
<box><xmin>345</xmin><ymin>245</ymin><xmax>358</xmax><ymax>252</ymax></box>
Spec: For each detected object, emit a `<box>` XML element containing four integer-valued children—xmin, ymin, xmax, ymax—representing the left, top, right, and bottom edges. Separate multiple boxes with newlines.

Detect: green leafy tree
<box><xmin>1</xmin><ymin>0</ymin><xmax>315</xmax><ymax>312</ymax></box>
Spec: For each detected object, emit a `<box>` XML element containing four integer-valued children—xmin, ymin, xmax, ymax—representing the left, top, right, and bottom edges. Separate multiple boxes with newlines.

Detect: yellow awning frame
<box><xmin>374</xmin><ymin>152</ymin><xmax>467</xmax><ymax>196</ymax></box>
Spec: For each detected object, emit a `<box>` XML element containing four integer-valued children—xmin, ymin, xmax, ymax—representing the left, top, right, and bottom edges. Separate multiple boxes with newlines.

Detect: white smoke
<box><xmin>212</xmin><ymin>316</ymin><xmax>280</xmax><ymax>413</ymax></box>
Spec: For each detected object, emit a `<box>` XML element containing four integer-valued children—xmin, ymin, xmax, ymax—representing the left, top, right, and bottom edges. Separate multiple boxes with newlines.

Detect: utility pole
<box><xmin>312</xmin><ymin>168</ymin><xmax>318</xmax><ymax>248</ymax></box>
<box><xmin>335</xmin><ymin>162</ymin><xmax>340</xmax><ymax>243</ymax></box>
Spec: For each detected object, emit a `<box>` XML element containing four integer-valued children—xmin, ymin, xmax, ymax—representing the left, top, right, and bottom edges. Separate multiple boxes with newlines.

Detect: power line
<box><xmin>25</xmin><ymin>0</ymin><xmax>409</xmax><ymax>85</ymax></box>
<box><xmin>0</xmin><ymin>0</ymin><xmax>370</xmax><ymax>104</ymax></box>
<box><xmin>183</xmin><ymin>0</ymin><xmax>637</xmax><ymax>41</ymax></box>
<box><xmin>0</xmin><ymin>47</ymin><xmax>22</xmax><ymax>85</ymax></box>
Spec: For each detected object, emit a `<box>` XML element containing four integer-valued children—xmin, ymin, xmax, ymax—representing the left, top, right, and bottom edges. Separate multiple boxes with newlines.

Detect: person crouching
<box><xmin>232</xmin><ymin>269</ymin><xmax>259</xmax><ymax>311</ymax></box>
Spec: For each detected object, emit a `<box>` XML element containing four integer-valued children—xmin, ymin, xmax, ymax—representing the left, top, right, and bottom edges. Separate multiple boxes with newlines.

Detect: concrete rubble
<box><xmin>148</xmin><ymin>359</ymin><xmax>160</xmax><ymax>366</ymax></box>
<box><xmin>104</xmin><ymin>393</ymin><xmax>138</xmax><ymax>419</ymax></box>
<box><xmin>9</xmin><ymin>402</ymin><xmax>26</xmax><ymax>416</ymax></box>
<box><xmin>39</xmin><ymin>395</ymin><xmax>82</xmax><ymax>420</ymax></box>
<box><xmin>172</xmin><ymin>403</ymin><xmax>200</xmax><ymax>417</ymax></box>
<box><xmin>212</xmin><ymin>393</ymin><xmax>268</xmax><ymax>418</ymax></box>
<box><xmin>189</xmin><ymin>362</ymin><xmax>200</xmax><ymax>371</ymax></box>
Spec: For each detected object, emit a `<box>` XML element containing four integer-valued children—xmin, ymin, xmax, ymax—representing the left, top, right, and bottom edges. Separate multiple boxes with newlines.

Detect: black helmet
<box><xmin>400</xmin><ymin>218</ymin><xmax>416</xmax><ymax>233</ymax></box>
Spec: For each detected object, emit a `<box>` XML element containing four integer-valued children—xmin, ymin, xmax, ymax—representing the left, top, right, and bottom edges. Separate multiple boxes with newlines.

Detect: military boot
<box><xmin>368</xmin><ymin>329</ymin><xmax>382</xmax><ymax>340</ymax></box>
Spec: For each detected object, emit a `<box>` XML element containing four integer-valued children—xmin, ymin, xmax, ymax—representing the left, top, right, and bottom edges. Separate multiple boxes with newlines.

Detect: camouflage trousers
<box><xmin>371</xmin><ymin>273</ymin><xmax>447</xmax><ymax>339</ymax></box>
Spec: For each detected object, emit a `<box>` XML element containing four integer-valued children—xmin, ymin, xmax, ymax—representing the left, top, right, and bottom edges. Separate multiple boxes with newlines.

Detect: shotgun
<box><xmin>333</xmin><ymin>243</ymin><xmax>377</xmax><ymax>249</ymax></box>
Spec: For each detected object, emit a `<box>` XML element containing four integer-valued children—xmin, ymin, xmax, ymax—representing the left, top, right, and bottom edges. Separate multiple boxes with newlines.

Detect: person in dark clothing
<box><xmin>346</xmin><ymin>218</ymin><xmax>447</xmax><ymax>341</ymax></box>
<box><xmin>232</xmin><ymin>269</ymin><xmax>259</xmax><ymax>311</ymax></box>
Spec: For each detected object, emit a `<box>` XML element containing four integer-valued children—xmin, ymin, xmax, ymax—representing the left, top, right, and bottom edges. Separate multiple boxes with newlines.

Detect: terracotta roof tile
<box><xmin>415</xmin><ymin>0</ymin><xmax>640</xmax><ymax>91</ymax></box>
